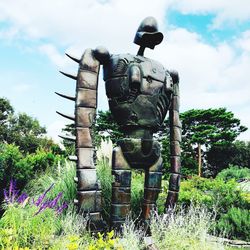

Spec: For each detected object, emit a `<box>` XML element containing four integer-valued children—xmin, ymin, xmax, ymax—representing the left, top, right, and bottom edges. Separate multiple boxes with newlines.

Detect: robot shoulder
<box><xmin>168</xmin><ymin>70</ymin><xmax>179</xmax><ymax>84</ymax></box>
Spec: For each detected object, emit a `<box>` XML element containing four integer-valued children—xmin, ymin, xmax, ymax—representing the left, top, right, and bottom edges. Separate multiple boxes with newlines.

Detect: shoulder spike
<box><xmin>59</xmin><ymin>71</ymin><xmax>77</xmax><ymax>80</ymax></box>
<box><xmin>56</xmin><ymin>111</ymin><xmax>75</xmax><ymax>121</ymax></box>
<box><xmin>55</xmin><ymin>92</ymin><xmax>76</xmax><ymax>101</ymax></box>
<box><xmin>58</xmin><ymin>135</ymin><xmax>76</xmax><ymax>142</ymax></box>
<box><xmin>69</xmin><ymin>155</ymin><xmax>77</xmax><ymax>161</ymax></box>
<box><xmin>65</xmin><ymin>53</ymin><xmax>80</xmax><ymax>63</ymax></box>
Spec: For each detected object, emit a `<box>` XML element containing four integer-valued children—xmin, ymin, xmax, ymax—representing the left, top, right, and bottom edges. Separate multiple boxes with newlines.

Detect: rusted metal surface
<box><xmin>57</xmin><ymin>16</ymin><xmax>182</xmax><ymax>231</ymax></box>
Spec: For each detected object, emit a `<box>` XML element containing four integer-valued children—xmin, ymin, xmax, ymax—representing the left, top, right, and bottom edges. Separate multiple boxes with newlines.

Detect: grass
<box><xmin>24</xmin><ymin>160</ymin><xmax>76</xmax><ymax>205</ymax></box>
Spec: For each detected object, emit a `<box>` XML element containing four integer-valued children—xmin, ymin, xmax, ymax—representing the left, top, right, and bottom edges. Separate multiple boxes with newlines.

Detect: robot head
<box><xmin>134</xmin><ymin>16</ymin><xmax>164</xmax><ymax>49</ymax></box>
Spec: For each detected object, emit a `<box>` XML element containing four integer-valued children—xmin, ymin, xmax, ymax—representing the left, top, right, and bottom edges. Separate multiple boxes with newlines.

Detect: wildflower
<box><xmin>48</xmin><ymin>192</ymin><xmax>63</xmax><ymax>208</ymax></box>
<box><xmin>17</xmin><ymin>192</ymin><xmax>29</xmax><ymax>203</ymax></box>
<box><xmin>4</xmin><ymin>179</ymin><xmax>19</xmax><ymax>203</ymax></box>
<box><xmin>4</xmin><ymin>179</ymin><xmax>29</xmax><ymax>205</ymax></box>
<box><xmin>56</xmin><ymin>201</ymin><xmax>68</xmax><ymax>214</ymax></box>
<box><xmin>34</xmin><ymin>183</ymin><xmax>54</xmax><ymax>206</ymax></box>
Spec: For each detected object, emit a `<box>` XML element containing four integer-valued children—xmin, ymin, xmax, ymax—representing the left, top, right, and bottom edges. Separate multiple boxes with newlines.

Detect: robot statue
<box><xmin>56</xmin><ymin>16</ymin><xmax>181</xmax><ymax>231</ymax></box>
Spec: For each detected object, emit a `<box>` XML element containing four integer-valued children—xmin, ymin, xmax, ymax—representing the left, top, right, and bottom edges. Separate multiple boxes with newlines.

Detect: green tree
<box><xmin>180</xmin><ymin>108</ymin><xmax>247</xmax><ymax>176</ymax></box>
<box><xmin>207</xmin><ymin>140</ymin><xmax>250</xmax><ymax>176</ymax></box>
<box><xmin>61</xmin><ymin>110</ymin><xmax>123</xmax><ymax>152</ymax></box>
<box><xmin>94</xmin><ymin>110</ymin><xmax>123</xmax><ymax>145</ymax></box>
<box><xmin>7</xmin><ymin>113</ymin><xmax>47</xmax><ymax>153</ymax></box>
<box><xmin>0</xmin><ymin>98</ymin><xmax>14</xmax><ymax>142</ymax></box>
<box><xmin>0</xmin><ymin>97</ymin><xmax>55</xmax><ymax>154</ymax></box>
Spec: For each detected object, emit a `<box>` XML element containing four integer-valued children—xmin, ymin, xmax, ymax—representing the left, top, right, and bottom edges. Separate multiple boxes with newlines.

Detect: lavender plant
<box><xmin>3</xmin><ymin>179</ymin><xmax>68</xmax><ymax>216</ymax></box>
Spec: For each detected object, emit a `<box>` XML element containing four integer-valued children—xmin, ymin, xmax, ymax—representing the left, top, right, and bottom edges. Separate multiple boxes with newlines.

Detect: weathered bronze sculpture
<box><xmin>56</xmin><ymin>16</ymin><xmax>181</xmax><ymax>231</ymax></box>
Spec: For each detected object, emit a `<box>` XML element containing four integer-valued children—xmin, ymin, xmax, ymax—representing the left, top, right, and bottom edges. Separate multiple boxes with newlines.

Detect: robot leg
<box><xmin>111</xmin><ymin>146</ymin><xmax>131</xmax><ymax>228</ymax></box>
<box><xmin>142</xmin><ymin>157</ymin><xmax>163</xmax><ymax>220</ymax></box>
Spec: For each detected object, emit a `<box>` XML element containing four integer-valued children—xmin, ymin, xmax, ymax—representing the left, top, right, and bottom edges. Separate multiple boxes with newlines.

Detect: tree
<box><xmin>207</xmin><ymin>140</ymin><xmax>250</xmax><ymax>176</ymax></box>
<box><xmin>0</xmin><ymin>97</ymin><xmax>57</xmax><ymax>154</ymax></box>
<box><xmin>61</xmin><ymin>110</ymin><xmax>123</xmax><ymax>153</ymax></box>
<box><xmin>0</xmin><ymin>98</ymin><xmax>14</xmax><ymax>142</ymax></box>
<box><xmin>94</xmin><ymin>110</ymin><xmax>123</xmax><ymax>145</ymax></box>
<box><xmin>180</xmin><ymin>108</ymin><xmax>247</xmax><ymax>176</ymax></box>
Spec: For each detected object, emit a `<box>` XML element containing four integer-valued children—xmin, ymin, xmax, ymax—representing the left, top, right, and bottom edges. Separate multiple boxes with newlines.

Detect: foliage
<box><xmin>215</xmin><ymin>207</ymin><xmax>250</xmax><ymax>241</ymax></box>
<box><xmin>1</xmin><ymin>151</ymin><xmax>249</xmax><ymax>248</ymax></box>
<box><xmin>178</xmin><ymin>177</ymin><xmax>249</xmax><ymax>212</ymax></box>
<box><xmin>0</xmin><ymin>203</ymin><xmax>60</xmax><ymax>249</ymax></box>
<box><xmin>25</xmin><ymin>161</ymin><xmax>76</xmax><ymax>205</ymax></box>
<box><xmin>0</xmin><ymin>97</ymin><xmax>59</xmax><ymax>154</ymax></box>
<box><xmin>0</xmin><ymin>179</ymin><xmax>69</xmax><ymax>249</ymax></box>
<box><xmin>94</xmin><ymin>110</ymin><xmax>123</xmax><ymax>146</ymax></box>
<box><xmin>151</xmin><ymin>206</ymin><xmax>224</xmax><ymax>250</ymax></box>
<box><xmin>0</xmin><ymin>144</ymin><xmax>23</xmax><ymax>188</ymax></box>
<box><xmin>180</xmin><ymin>108</ymin><xmax>247</xmax><ymax>176</ymax></box>
<box><xmin>0</xmin><ymin>143</ymin><xmax>63</xmax><ymax>206</ymax></box>
<box><xmin>207</xmin><ymin>141</ymin><xmax>250</xmax><ymax>176</ymax></box>
<box><xmin>180</xmin><ymin>108</ymin><xmax>247</xmax><ymax>146</ymax></box>
<box><xmin>61</xmin><ymin>122</ymin><xmax>76</xmax><ymax>155</ymax></box>
<box><xmin>216</xmin><ymin>165</ymin><xmax>250</xmax><ymax>182</ymax></box>
<box><xmin>86</xmin><ymin>230</ymin><xmax>123</xmax><ymax>250</ymax></box>
<box><xmin>0</xmin><ymin>97</ymin><xmax>14</xmax><ymax>142</ymax></box>
<box><xmin>96</xmin><ymin>157</ymin><xmax>113</xmax><ymax>219</ymax></box>
<box><xmin>167</xmin><ymin>177</ymin><xmax>250</xmax><ymax>241</ymax></box>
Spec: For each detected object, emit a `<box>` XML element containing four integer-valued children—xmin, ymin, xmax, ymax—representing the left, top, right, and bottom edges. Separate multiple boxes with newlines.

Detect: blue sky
<box><xmin>0</xmin><ymin>0</ymin><xmax>250</xmax><ymax>142</ymax></box>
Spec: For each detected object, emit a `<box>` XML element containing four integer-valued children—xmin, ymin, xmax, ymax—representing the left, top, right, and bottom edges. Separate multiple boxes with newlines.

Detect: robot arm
<box><xmin>57</xmin><ymin>47</ymin><xmax>110</xmax><ymax>231</ymax></box>
<box><xmin>165</xmin><ymin>70</ymin><xmax>182</xmax><ymax>211</ymax></box>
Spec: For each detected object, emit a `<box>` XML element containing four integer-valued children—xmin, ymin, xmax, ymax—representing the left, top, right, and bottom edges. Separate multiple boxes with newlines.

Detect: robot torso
<box><xmin>103</xmin><ymin>54</ymin><xmax>173</xmax><ymax>133</ymax></box>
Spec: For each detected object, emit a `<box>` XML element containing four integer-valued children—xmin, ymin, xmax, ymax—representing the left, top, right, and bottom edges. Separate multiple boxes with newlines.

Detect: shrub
<box><xmin>0</xmin><ymin>143</ymin><xmax>64</xmax><ymax>203</ymax></box>
<box><xmin>215</xmin><ymin>207</ymin><xmax>250</xmax><ymax>241</ymax></box>
<box><xmin>169</xmin><ymin>176</ymin><xmax>250</xmax><ymax>241</ymax></box>
<box><xmin>17</xmin><ymin>149</ymin><xmax>62</xmax><ymax>174</ymax></box>
<box><xmin>216</xmin><ymin>165</ymin><xmax>250</xmax><ymax>182</ymax></box>
<box><xmin>0</xmin><ymin>144</ymin><xmax>25</xmax><ymax>203</ymax></box>
<box><xmin>177</xmin><ymin>177</ymin><xmax>249</xmax><ymax>213</ymax></box>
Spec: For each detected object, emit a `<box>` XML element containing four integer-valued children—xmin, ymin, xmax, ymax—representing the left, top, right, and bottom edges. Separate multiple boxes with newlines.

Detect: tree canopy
<box><xmin>181</xmin><ymin>108</ymin><xmax>247</xmax><ymax>147</ymax></box>
<box><xmin>0</xmin><ymin>97</ymin><xmax>54</xmax><ymax>154</ymax></box>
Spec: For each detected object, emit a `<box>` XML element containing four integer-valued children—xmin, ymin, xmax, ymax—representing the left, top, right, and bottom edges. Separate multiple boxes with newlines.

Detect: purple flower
<box><xmin>34</xmin><ymin>200</ymin><xmax>51</xmax><ymax>215</ymax></box>
<box><xmin>4</xmin><ymin>179</ymin><xmax>20</xmax><ymax>203</ymax></box>
<box><xmin>17</xmin><ymin>192</ymin><xmax>29</xmax><ymax>203</ymax></box>
<box><xmin>56</xmin><ymin>201</ymin><xmax>68</xmax><ymax>214</ymax></box>
<box><xmin>34</xmin><ymin>183</ymin><xmax>54</xmax><ymax>206</ymax></box>
<box><xmin>48</xmin><ymin>192</ymin><xmax>63</xmax><ymax>208</ymax></box>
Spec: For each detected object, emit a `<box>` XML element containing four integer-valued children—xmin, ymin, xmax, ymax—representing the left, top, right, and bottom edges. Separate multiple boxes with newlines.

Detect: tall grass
<box><xmin>150</xmin><ymin>206</ymin><xmax>224</xmax><ymax>250</ymax></box>
<box><xmin>25</xmin><ymin>160</ymin><xmax>76</xmax><ymax>205</ymax></box>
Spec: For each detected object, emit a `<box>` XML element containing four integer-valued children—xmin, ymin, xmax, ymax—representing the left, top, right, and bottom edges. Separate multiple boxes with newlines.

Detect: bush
<box><xmin>0</xmin><ymin>144</ymin><xmax>24</xmax><ymax>198</ymax></box>
<box><xmin>177</xmin><ymin>177</ymin><xmax>249</xmax><ymax>213</ymax></box>
<box><xmin>216</xmin><ymin>165</ymin><xmax>250</xmax><ymax>182</ymax></box>
<box><xmin>0</xmin><ymin>143</ymin><xmax>64</xmax><ymax>208</ymax></box>
<box><xmin>169</xmin><ymin>176</ymin><xmax>250</xmax><ymax>241</ymax></box>
<box><xmin>215</xmin><ymin>207</ymin><xmax>250</xmax><ymax>241</ymax></box>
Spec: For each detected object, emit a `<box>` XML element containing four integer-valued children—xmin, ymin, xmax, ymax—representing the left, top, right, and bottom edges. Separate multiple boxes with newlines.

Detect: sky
<box><xmin>0</xmin><ymin>0</ymin><xmax>250</xmax><ymax>142</ymax></box>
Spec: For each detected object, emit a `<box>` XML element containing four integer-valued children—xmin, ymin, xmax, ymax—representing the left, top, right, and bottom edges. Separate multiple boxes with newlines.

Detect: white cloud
<box><xmin>39</xmin><ymin>43</ymin><xmax>73</xmax><ymax>69</ymax></box>
<box><xmin>47</xmin><ymin>120</ymin><xmax>66</xmax><ymax>143</ymax></box>
<box><xmin>236</xmin><ymin>30</ymin><xmax>250</xmax><ymax>52</ymax></box>
<box><xmin>170</xmin><ymin>0</ymin><xmax>250</xmax><ymax>29</ymax></box>
<box><xmin>0</xmin><ymin>0</ymin><xmax>250</xmax><ymax>140</ymax></box>
<box><xmin>0</xmin><ymin>0</ymin><xmax>171</xmax><ymax>48</ymax></box>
